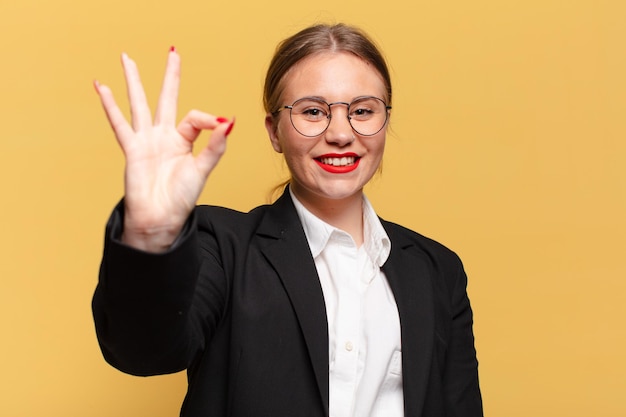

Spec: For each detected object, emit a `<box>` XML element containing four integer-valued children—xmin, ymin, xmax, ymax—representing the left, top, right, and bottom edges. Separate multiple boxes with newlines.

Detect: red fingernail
<box><xmin>216</xmin><ymin>117</ymin><xmax>228</xmax><ymax>124</ymax></box>
<box><xmin>225</xmin><ymin>119</ymin><xmax>235</xmax><ymax>136</ymax></box>
<box><xmin>170</xmin><ymin>45</ymin><xmax>176</xmax><ymax>52</ymax></box>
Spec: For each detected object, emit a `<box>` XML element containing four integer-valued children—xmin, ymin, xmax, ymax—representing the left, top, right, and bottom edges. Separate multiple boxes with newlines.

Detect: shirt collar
<box><xmin>289</xmin><ymin>188</ymin><xmax>391</xmax><ymax>267</ymax></box>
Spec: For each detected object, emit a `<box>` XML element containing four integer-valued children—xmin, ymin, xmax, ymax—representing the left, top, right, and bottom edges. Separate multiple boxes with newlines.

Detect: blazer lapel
<box><xmin>252</xmin><ymin>193</ymin><xmax>435</xmax><ymax>416</ymax></box>
<box><xmin>256</xmin><ymin>191</ymin><xmax>330</xmax><ymax>414</ymax></box>
<box><xmin>382</xmin><ymin>223</ymin><xmax>435</xmax><ymax>416</ymax></box>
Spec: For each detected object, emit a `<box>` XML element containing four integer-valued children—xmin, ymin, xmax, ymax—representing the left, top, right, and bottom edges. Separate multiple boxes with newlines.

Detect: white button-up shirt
<box><xmin>291</xmin><ymin>191</ymin><xmax>404</xmax><ymax>417</ymax></box>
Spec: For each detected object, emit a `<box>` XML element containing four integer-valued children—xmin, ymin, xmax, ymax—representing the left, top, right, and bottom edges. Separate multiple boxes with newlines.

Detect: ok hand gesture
<box><xmin>95</xmin><ymin>48</ymin><xmax>234</xmax><ymax>252</ymax></box>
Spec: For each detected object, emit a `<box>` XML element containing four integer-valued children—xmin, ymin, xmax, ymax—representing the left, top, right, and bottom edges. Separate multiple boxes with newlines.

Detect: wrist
<box><xmin>121</xmin><ymin>220</ymin><xmax>184</xmax><ymax>253</ymax></box>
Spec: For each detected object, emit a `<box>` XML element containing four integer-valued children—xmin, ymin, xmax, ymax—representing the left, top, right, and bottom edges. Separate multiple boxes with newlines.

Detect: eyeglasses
<box><xmin>274</xmin><ymin>96</ymin><xmax>391</xmax><ymax>137</ymax></box>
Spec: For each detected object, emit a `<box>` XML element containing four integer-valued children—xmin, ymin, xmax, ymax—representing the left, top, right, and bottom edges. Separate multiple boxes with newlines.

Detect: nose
<box><xmin>324</xmin><ymin>104</ymin><xmax>355</xmax><ymax>146</ymax></box>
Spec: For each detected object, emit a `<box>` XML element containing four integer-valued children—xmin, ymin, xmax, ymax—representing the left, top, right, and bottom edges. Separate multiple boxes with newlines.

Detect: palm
<box><xmin>95</xmin><ymin>50</ymin><xmax>233</xmax><ymax>251</ymax></box>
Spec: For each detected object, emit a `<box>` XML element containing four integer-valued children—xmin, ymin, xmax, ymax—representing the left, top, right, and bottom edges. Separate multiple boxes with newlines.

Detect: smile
<box><xmin>319</xmin><ymin>156</ymin><xmax>356</xmax><ymax>166</ymax></box>
<box><xmin>315</xmin><ymin>155</ymin><xmax>360</xmax><ymax>173</ymax></box>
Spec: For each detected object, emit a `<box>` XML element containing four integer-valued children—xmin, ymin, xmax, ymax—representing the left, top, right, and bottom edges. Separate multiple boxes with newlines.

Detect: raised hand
<box><xmin>94</xmin><ymin>48</ymin><xmax>234</xmax><ymax>252</ymax></box>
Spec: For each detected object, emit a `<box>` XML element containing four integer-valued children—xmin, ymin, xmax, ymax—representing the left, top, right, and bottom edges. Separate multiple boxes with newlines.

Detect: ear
<box><xmin>265</xmin><ymin>113</ymin><xmax>283</xmax><ymax>153</ymax></box>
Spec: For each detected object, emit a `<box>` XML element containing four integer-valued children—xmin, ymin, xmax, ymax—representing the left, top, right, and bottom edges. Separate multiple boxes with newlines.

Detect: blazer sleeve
<box><xmin>91</xmin><ymin>203</ymin><xmax>228</xmax><ymax>376</ymax></box>
<box><xmin>443</xmin><ymin>258</ymin><xmax>483</xmax><ymax>416</ymax></box>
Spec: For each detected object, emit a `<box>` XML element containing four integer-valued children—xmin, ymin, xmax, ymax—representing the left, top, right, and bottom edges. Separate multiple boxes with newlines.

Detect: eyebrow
<box><xmin>296</xmin><ymin>95</ymin><xmax>327</xmax><ymax>102</ymax></box>
<box><xmin>294</xmin><ymin>95</ymin><xmax>384</xmax><ymax>103</ymax></box>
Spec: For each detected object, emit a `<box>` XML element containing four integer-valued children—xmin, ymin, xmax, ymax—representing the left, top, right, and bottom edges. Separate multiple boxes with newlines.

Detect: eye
<box><xmin>293</xmin><ymin>100</ymin><xmax>329</xmax><ymax>121</ymax></box>
<box><xmin>350</xmin><ymin>97</ymin><xmax>385</xmax><ymax>120</ymax></box>
<box><xmin>303</xmin><ymin>108</ymin><xmax>326</xmax><ymax>118</ymax></box>
<box><xmin>350</xmin><ymin>105</ymin><xmax>375</xmax><ymax>120</ymax></box>
<box><xmin>352</xmin><ymin>107</ymin><xmax>374</xmax><ymax>117</ymax></box>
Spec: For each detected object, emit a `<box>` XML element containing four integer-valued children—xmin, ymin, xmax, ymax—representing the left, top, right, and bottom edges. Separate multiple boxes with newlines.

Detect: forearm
<box><xmin>92</xmin><ymin>203</ymin><xmax>202</xmax><ymax>375</ymax></box>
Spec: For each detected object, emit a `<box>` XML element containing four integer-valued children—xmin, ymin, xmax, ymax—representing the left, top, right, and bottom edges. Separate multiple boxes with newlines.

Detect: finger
<box><xmin>154</xmin><ymin>47</ymin><xmax>180</xmax><ymax>126</ymax></box>
<box><xmin>94</xmin><ymin>80</ymin><xmax>134</xmax><ymax>150</ymax></box>
<box><xmin>176</xmin><ymin>110</ymin><xmax>225</xmax><ymax>143</ymax></box>
<box><xmin>194</xmin><ymin>118</ymin><xmax>235</xmax><ymax>178</ymax></box>
<box><xmin>121</xmin><ymin>53</ymin><xmax>153</xmax><ymax>131</ymax></box>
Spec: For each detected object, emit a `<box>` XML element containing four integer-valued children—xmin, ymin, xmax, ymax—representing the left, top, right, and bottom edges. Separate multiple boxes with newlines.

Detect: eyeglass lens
<box><xmin>289</xmin><ymin>97</ymin><xmax>389</xmax><ymax>137</ymax></box>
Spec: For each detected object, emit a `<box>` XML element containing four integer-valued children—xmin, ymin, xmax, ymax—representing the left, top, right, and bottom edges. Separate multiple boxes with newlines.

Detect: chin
<box><xmin>315</xmin><ymin>184</ymin><xmax>365</xmax><ymax>201</ymax></box>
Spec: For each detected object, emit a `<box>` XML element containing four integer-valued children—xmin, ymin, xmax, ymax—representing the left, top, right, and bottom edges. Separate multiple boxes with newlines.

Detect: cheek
<box><xmin>371</xmin><ymin>138</ymin><xmax>386</xmax><ymax>161</ymax></box>
<box><xmin>282</xmin><ymin>143</ymin><xmax>317</xmax><ymax>180</ymax></box>
<box><xmin>270</xmin><ymin>115</ymin><xmax>292</xmax><ymax>153</ymax></box>
<box><xmin>282</xmin><ymin>144</ymin><xmax>306</xmax><ymax>168</ymax></box>
<box><xmin>277</xmin><ymin>127</ymin><xmax>311</xmax><ymax>161</ymax></box>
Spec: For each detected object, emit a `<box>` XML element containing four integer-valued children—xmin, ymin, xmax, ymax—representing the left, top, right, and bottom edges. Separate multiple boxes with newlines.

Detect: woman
<box><xmin>93</xmin><ymin>23</ymin><xmax>483</xmax><ymax>417</ymax></box>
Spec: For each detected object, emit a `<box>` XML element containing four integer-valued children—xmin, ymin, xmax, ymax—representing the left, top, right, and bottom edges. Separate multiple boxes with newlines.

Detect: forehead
<box><xmin>279</xmin><ymin>52</ymin><xmax>387</xmax><ymax>103</ymax></box>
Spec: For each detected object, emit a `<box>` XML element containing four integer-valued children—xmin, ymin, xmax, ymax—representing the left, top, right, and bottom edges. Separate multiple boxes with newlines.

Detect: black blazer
<box><xmin>93</xmin><ymin>190</ymin><xmax>482</xmax><ymax>416</ymax></box>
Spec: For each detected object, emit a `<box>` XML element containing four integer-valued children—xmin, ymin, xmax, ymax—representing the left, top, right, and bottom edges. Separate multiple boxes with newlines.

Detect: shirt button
<box><xmin>345</xmin><ymin>341</ymin><xmax>354</xmax><ymax>352</ymax></box>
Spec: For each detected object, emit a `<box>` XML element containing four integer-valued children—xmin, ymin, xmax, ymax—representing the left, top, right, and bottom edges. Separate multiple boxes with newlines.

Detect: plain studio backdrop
<box><xmin>1</xmin><ymin>0</ymin><xmax>624</xmax><ymax>415</ymax></box>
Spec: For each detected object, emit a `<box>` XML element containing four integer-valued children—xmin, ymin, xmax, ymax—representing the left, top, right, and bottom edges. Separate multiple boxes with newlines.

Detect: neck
<box><xmin>290</xmin><ymin>185</ymin><xmax>364</xmax><ymax>246</ymax></box>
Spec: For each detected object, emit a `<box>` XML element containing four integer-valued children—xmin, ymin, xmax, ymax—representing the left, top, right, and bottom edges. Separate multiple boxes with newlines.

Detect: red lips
<box><xmin>315</xmin><ymin>153</ymin><xmax>360</xmax><ymax>173</ymax></box>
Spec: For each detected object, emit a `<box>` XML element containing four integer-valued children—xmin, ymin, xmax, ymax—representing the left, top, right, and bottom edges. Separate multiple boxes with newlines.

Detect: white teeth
<box><xmin>320</xmin><ymin>156</ymin><xmax>356</xmax><ymax>166</ymax></box>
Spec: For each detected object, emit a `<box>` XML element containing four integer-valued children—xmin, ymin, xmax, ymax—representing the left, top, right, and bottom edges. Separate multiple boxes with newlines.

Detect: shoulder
<box><xmin>381</xmin><ymin>220</ymin><xmax>472</xmax><ymax>310</ymax></box>
<box><xmin>381</xmin><ymin>219</ymin><xmax>464</xmax><ymax>271</ymax></box>
<box><xmin>192</xmin><ymin>203</ymin><xmax>274</xmax><ymax>235</ymax></box>
<box><xmin>195</xmin><ymin>203</ymin><xmax>271</xmax><ymax>222</ymax></box>
<box><xmin>192</xmin><ymin>190</ymin><xmax>300</xmax><ymax>239</ymax></box>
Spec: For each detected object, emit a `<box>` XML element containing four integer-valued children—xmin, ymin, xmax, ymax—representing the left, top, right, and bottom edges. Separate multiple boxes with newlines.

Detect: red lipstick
<box><xmin>315</xmin><ymin>153</ymin><xmax>360</xmax><ymax>174</ymax></box>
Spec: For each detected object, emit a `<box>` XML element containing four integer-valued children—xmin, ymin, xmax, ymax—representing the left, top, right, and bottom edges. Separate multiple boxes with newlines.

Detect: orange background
<box><xmin>1</xmin><ymin>0</ymin><xmax>624</xmax><ymax>415</ymax></box>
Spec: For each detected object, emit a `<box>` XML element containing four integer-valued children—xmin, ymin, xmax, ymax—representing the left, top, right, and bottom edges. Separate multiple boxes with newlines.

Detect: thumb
<box><xmin>194</xmin><ymin>118</ymin><xmax>235</xmax><ymax>177</ymax></box>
